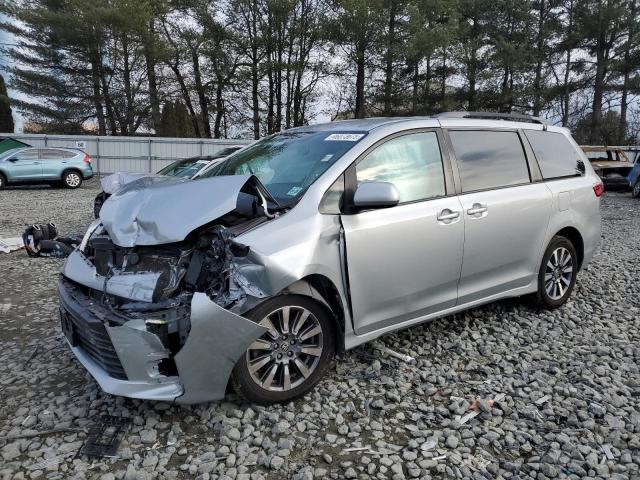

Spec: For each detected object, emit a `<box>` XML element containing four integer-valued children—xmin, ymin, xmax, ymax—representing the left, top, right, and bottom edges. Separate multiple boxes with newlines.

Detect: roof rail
<box><xmin>435</xmin><ymin>111</ymin><xmax>547</xmax><ymax>126</ymax></box>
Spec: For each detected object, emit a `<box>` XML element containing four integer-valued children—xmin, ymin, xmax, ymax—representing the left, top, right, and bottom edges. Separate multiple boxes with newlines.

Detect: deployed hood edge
<box><xmin>99</xmin><ymin>175</ymin><xmax>267</xmax><ymax>247</ymax></box>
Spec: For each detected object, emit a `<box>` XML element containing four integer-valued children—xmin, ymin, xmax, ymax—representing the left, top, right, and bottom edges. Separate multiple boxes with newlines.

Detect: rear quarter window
<box><xmin>38</xmin><ymin>149</ymin><xmax>64</xmax><ymax>160</ymax></box>
<box><xmin>525</xmin><ymin>130</ymin><xmax>585</xmax><ymax>179</ymax></box>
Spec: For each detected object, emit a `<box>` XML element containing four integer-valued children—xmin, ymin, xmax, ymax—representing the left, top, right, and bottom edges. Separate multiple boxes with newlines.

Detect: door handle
<box><xmin>437</xmin><ymin>209</ymin><xmax>460</xmax><ymax>223</ymax></box>
<box><xmin>467</xmin><ymin>204</ymin><xmax>488</xmax><ymax>216</ymax></box>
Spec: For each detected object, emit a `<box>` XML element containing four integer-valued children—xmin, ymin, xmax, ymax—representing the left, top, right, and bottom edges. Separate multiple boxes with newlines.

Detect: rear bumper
<box><xmin>58</xmin><ymin>266</ymin><xmax>267</xmax><ymax>404</ymax></box>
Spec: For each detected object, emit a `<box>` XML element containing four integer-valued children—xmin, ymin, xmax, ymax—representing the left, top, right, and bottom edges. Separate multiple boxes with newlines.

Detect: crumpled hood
<box><xmin>99</xmin><ymin>175</ymin><xmax>254</xmax><ymax>247</ymax></box>
<box><xmin>100</xmin><ymin>172</ymin><xmax>154</xmax><ymax>194</ymax></box>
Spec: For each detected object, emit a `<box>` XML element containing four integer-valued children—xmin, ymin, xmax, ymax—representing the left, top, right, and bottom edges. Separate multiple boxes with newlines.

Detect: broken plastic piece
<box><xmin>375</xmin><ymin>345</ymin><xmax>416</xmax><ymax>364</ymax></box>
<box><xmin>535</xmin><ymin>394</ymin><xmax>551</xmax><ymax>405</ymax></box>
<box><xmin>601</xmin><ymin>444</ymin><xmax>614</xmax><ymax>461</ymax></box>
<box><xmin>421</xmin><ymin>439</ymin><xmax>437</xmax><ymax>451</ymax></box>
<box><xmin>79</xmin><ymin>416</ymin><xmax>130</xmax><ymax>458</ymax></box>
<box><xmin>0</xmin><ymin>236</ymin><xmax>23</xmax><ymax>253</ymax></box>
<box><xmin>342</xmin><ymin>447</ymin><xmax>371</xmax><ymax>453</ymax></box>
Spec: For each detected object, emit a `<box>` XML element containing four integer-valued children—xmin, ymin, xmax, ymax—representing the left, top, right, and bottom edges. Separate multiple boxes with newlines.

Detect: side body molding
<box><xmin>174</xmin><ymin>293</ymin><xmax>267</xmax><ymax>404</ymax></box>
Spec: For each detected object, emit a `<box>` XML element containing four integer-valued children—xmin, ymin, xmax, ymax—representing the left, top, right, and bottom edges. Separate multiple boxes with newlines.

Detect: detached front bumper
<box><xmin>58</xmin><ymin>274</ymin><xmax>267</xmax><ymax>404</ymax></box>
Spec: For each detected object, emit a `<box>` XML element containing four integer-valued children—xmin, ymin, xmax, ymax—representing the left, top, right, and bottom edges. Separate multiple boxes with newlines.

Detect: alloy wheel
<box><xmin>544</xmin><ymin>247</ymin><xmax>573</xmax><ymax>300</ymax></box>
<box><xmin>65</xmin><ymin>173</ymin><xmax>81</xmax><ymax>187</ymax></box>
<box><xmin>246</xmin><ymin>306</ymin><xmax>323</xmax><ymax>392</ymax></box>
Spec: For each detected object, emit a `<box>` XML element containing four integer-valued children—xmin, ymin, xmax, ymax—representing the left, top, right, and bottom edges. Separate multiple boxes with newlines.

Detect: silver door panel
<box><xmin>342</xmin><ymin>197</ymin><xmax>464</xmax><ymax>335</ymax></box>
<box><xmin>457</xmin><ymin>183</ymin><xmax>553</xmax><ymax>304</ymax></box>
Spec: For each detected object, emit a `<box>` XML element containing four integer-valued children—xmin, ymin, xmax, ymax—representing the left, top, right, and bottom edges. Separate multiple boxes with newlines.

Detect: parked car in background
<box><xmin>0</xmin><ymin>147</ymin><xmax>93</xmax><ymax>189</ymax></box>
<box><xmin>582</xmin><ymin>146</ymin><xmax>634</xmax><ymax>190</ymax></box>
<box><xmin>92</xmin><ymin>146</ymin><xmax>243</xmax><ymax>217</ymax></box>
<box><xmin>628</xmin><ymin>152</ymin><xmax>640</xmax><ymax>198</ymax></box>
<box><xmin>60</xmin><ymin>113</ymin><xmax>602</xmax><ymax>405</ymax></box>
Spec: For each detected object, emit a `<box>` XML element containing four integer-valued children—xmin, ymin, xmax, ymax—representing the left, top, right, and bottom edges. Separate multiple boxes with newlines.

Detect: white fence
<box><xmin>0</xmin><ymin>133</ymin><xmax>252</xmax><ymax>174</ymax></box>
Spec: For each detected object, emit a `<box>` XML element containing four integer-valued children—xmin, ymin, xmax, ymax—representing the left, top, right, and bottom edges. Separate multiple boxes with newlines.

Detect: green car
<box><xmin>0</xmin><ymin>147</ymin><xmax>94</xmax><ymax>189</ymax></box>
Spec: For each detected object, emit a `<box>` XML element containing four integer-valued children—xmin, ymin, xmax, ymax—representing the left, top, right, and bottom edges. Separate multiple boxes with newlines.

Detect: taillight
<box><xmin>593</xmin><ymin>182</ymin><xmax>604</xmax><ymax>197</ymax></box>
<box><xmin>83</xmin><ymin>153</ymin><xmax>91</xmax><ymax>164</ymax></box>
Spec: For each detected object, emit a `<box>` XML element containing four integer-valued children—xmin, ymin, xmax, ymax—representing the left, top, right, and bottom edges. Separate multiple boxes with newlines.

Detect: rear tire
<box><xmin>531</xmin><ymin>236</ymin><xmax>578</xmax><ymax>309</ymax></box>
<box><xmin>62</xmin><ymin>170</ymin><xmax>82</xmax><ymax>189</ymax></box>
<box><xmin>632</xmin><ymin>180</ymin><xmax>640</xmax><ymax>199</ymax></box>
<box><xmin>232</xmin><ymin>295</ymin><xmax>335</xmax><ymax>404</ymax></box>
<box><xmin>0</xmin><ymin>173</ymin><xmax>5</xmax><ymax>190</ymax></box>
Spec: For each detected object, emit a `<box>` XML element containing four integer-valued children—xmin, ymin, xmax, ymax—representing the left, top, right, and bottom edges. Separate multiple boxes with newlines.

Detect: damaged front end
<box><xmin>59</xmin><ymin>175</ymin><xmax>278</xmax><ymax>404</ymax></box>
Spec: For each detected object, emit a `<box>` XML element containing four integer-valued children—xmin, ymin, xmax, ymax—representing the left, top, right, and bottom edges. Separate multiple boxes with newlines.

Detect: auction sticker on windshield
<box><xmin>286</xmin><ymin>186</ymin><xmax>303</xmax><ymax>196</ymax></box>
<box><xmin>324</xmin><ymin>133</ymin><xmax>365</xmax><ymax>141</ymax></box>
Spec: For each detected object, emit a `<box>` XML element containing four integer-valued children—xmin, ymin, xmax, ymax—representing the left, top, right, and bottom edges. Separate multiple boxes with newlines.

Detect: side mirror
<box><xmin>353</xmin><ymin>181</ymin><xmax>400</xmax><ymax>210</ymax></box>
<box><xmin>7</xmin><ymin>157</ymin><xmax>18</xmax><ymax>162</ymax></box>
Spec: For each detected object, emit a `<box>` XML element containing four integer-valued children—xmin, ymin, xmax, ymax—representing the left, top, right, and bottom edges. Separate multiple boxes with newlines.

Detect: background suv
<box><xmin>0</xmin><ymin>147</ymin><xmax>93</xmax><ymax>189</ymax></box>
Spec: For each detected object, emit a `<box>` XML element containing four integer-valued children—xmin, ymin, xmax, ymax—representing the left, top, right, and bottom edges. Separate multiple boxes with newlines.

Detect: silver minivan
<box><xmin>58</xmin><ymin>113</ymin><xmax>602</xmax><ymax>404</ymax></box>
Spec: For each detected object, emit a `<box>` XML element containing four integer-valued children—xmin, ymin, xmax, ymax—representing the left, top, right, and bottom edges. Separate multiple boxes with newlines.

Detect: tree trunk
<box><xmin>590</xmin><ymin>2</ymin><xmax>608</xmax><ymax>143</ymax></box>
<box><xmin>214</xmin><ymin>79</ymin><xmax>225</xmax><ymax>139</ymax></box>
<box><xmin>275</xmin><ymin>22</ymin><xmax>284</xmax><ymax>131</ymax></box>
<box><xmin>144</xmin><ymin>21</ymin><xmax>161</xmax><ymax>134</ymax></box>
<box><xmin>251</xmin><ymin>47</ymin><xmax>260</xmax><ymax>138</ymax></box>
<box><xmin>383</xmin><ymin>0</ymin><xmax>396</xmax><ymax>115</ymax></box>
<box><xmin>561</xmin><ymin>0</ymin><xmax>574</xmax><ymax>127</ymax></box>
<box><xmin>355</xmin><ymin>42</ymin><xmax>366</xmax><ymax>119</ymax></box>
<box><xmin>411</xmin><ymin>60</ymin><xmax>419</xmax><ymax>114</ymax></box>
<box><xmin>423</xmin><ymin>54</ymin><xmax>431</xmax><ymax>113</ymax></box>
<box><xmin>98</xmin><ymin>60</ymin><xmax>117</xmax><ymax>135</ymax></box>
<box><xmin>122</xmin><ymin>34</ymin><xmax>134</xmax><ymax>134</ymax></box>
<box><xmin>191</xmin><ymin>46</ymin><xmax>211</xmax><ymax>138</ymax></box>
<box><xmin>169</xmin><ymin>63</ymin><xmax>201</xmax><ymax>137</ymax></box>
<box><xmin>532</xmin><ymin>0</ymin><xmax>546</xmax><ymax>116</ymax></box>
<box><xmin>619</xmin><ymin>0</ymin><xmax>636</xmax><ymax>143</ymax></box>
<box><xmin>440</xmin><ymin>49</ymin><xmax>447</xmax><ymax>103</ymax></box>
<box><xmin>267</xmin><ymin>50</ymin><xmax>275</xmax><ymax>134</ymax></box>
<box><xmin>89</xmin><ymin>51</ymin><xmax>106</xmax><ymax>135</ymax></box>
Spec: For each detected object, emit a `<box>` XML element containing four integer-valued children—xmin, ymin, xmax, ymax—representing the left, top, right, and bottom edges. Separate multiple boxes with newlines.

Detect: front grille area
<box><xmin>59</xmin><ymin>279</ymin><xmax>128</xmax><ymax>380</ymax></box>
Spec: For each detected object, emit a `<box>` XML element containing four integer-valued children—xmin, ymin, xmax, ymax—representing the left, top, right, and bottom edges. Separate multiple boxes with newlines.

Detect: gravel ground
<box><xmin>0</xmin><ymin>181</ymin><xmax>639</xmax><ymax>480</ymax></box>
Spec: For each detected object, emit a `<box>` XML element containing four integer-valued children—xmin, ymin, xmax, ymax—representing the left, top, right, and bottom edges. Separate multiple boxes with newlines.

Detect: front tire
<box><xmin>0</xmin><ymin>173</ymin><xmax>5</xmax><ymax>190</ymax></box>
<box><xmin>232</xmin><ymin>295</ymin><xmax>335</xmax><ymax>404</ymax></box>
<box><xmin>632</xmin><ymin>180</ymin><xmax>640</xmax><ymax>199</ymax></box>
<box><xmin>62</xmin><ymin>170</ymin><xmax>82</xmax><ymax>189</ymax></box>
<box><xmin>532</xmin><ymin>236</ymin><xmax>578</xmax><ymax>309</ymax></box>
<box><xmin>93</xmin><ymin>192</ymin><xmax>110</xmax><ymax>218</ymax></box>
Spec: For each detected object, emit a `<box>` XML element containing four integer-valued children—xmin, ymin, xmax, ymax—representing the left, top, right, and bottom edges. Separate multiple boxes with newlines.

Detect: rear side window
<box><xmin>356</xmin><ymin>131</ymin><xmax>445</xmax><ymax>203</ymax></box>
<box><xmin>524</xmin><ymin>130</ymin><xmax>584</xmax><ymax>179</ymax></box>
<box><xmin>39</xmin><ymin>149</ymin><xmax>64</xmax><ymax>160</ymax></box>
<box><xmin>62</xmin><ymin>150</ymin><xmax>77</xmax><ymax>159</ymax></box>
<box><xmin>449</xmin><ymin>130</ymin><xmax>530</xmax><ymax>192</ymax></box>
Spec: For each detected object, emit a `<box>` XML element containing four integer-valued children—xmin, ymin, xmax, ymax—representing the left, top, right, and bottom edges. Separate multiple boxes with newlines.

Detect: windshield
<box><xmin>157</xmin><ymin>157</ymin><xmax>210</xmax><ymax>178</ymax></box>
<box><xmin>200</xmin><ymin>131</ymin><xmax>365</xmax><ymax>203</ymax></box>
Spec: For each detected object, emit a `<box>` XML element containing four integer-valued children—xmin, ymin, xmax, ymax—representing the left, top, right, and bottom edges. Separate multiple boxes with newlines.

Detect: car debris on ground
<box><xmin>0</xmin><ymin>236</ymin><xmax>23</xmax><ymax>253</ymax></box>
<box><xmin>21</xmin><ymin>223</ymin><xmax>81</xmax><ymax>258</ymax></box>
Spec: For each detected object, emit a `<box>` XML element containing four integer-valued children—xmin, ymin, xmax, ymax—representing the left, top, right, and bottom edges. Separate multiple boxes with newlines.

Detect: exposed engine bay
<box><xmin>75</xmin><ymin>191</ymin><xmax>273</xmax><ymax>358</ymax></box>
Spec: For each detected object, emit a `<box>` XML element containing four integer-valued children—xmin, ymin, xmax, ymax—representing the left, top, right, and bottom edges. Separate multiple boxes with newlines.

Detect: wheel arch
<box><xmin>554</xmin><ymin>226</ymin><xmax>584</xmax><ymax>270</ymax></box>
<box><xmin>280</xmin><ymin>275</ymin><xmax>346</xmax><ymax>353</ymax></box>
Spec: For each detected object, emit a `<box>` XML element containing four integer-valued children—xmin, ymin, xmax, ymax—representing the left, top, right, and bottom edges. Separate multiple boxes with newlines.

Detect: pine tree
<box><xmin>0</xmin><ymin>74</ymin><xmax>14</xmax><ymax>133</ymax></box>
<box><xmin>157</xmin><ymin>101</ymin><xmax>196</xmax><ymax>138</ymax></box>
